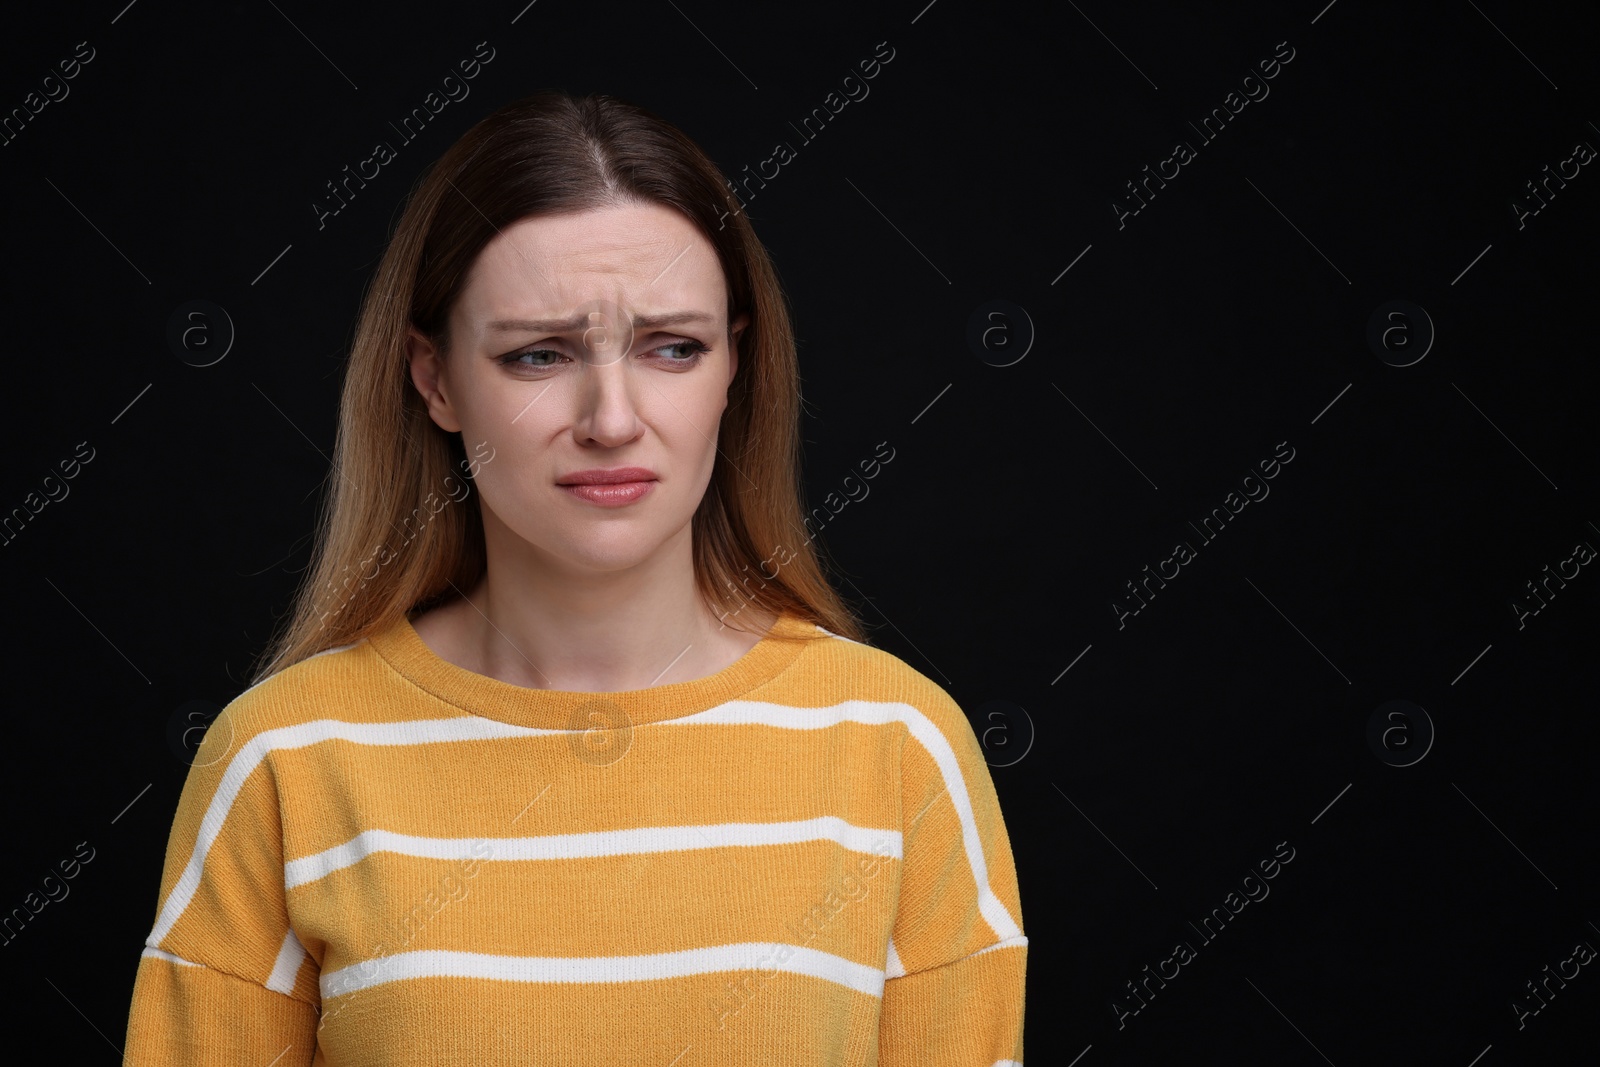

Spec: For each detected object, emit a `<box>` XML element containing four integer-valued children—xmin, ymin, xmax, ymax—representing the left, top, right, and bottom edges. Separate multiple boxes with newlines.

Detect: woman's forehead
<box><xmin>459</xmin><ymin>204</ymin><xmax>725</xmax><ymax>322</ymax></box>
<box><xmin>481</xmin><ymin>203</ymin><xmax>709</xmax><ymax>272</ymax></box>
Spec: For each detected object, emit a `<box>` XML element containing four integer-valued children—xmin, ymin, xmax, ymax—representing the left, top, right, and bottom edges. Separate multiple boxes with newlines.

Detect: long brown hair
<box><xmin>251</xmin><ymin>90</ymin><xmax>867</xmax><ymax>684</ymax></box>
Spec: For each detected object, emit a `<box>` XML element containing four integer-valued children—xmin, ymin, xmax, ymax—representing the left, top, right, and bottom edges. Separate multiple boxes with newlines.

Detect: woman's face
<box><xmin>407</xmin><ymin>200</ymin><xmax>748</xmax><ymax>577</ymax></box>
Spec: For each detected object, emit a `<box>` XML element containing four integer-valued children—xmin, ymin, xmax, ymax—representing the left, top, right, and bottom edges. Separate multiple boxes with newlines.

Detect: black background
<box><xmin>3</xmin><ymin>1</ymin><xmax>1597</xmax><ymax>1063</ymax></box>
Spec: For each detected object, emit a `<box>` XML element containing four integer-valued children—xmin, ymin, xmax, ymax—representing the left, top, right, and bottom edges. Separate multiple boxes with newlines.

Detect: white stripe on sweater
<box><xmin>885</xmin><ymin>938</ymin><xmax>906</xmax><ymax>978</ymax></box>
<box><xmin>286</xmin><ymin>816</ymin><xmax>901</xmax><ymax>890</ymax></box>
<box><xmin>321</xmin><ymin>942</ymin><xmax>886</xmax><ymax>1000</ymax></box>
<box><xmin>972</xmin><ymin>934</ymin><xmax>1029</xmax><ymax>958</ymax></box>
<box><xmin>265</xmin><ymin>928</ymin><xmax>308</xmax><ymax>992</ymax></box>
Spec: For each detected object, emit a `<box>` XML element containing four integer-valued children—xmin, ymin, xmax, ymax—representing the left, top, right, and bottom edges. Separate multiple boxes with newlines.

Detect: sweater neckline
<box><xmin>365</xmin><ymin>607</ymin><xmax>817</xmax><ymax>730</ymax></box>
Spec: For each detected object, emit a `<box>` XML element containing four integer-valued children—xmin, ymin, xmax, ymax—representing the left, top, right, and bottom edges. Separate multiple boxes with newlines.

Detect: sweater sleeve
<box><xmin>878</xmin><ymin>692</ymin><xmax>1027</xmax><ymax>1066</ymax></box>
<box><xmin>123</xmin><ymin>698</ymin><xmax>320</xmax><ymax>1065</ymax></box>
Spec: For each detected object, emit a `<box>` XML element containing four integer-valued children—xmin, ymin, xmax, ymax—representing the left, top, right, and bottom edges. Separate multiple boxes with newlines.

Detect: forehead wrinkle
<box><xmin>561</xmin><ymin>234</ymin><xmax>681</xmax><ymax>278</ymax></box>
<box><xmin>463</xmin><ymin>238</ymin><xmax>559</xmax><ymax>313</ymax></box>
<box><xmin>457</xmin><ymin>207</ymin><xmax>724</xmax><ymax>343</ymax></box>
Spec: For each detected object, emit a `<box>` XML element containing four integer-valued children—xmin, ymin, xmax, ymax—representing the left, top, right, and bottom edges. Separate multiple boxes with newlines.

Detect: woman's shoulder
<box><xmin>204</xmin><ymin>633</ymin><xmax>398</xmax><ymax>751</ymax></box>
<box><xmin>777</xmin><ymin>618</ymin><xmax>975</xmax><ymax>735</ymax></box>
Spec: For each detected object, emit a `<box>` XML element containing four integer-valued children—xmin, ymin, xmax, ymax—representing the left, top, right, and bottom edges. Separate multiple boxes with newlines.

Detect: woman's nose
<box><xmin>573</xmin><ymin>356</ymin><xmax>643</xmax><ymax>447</ymax></box>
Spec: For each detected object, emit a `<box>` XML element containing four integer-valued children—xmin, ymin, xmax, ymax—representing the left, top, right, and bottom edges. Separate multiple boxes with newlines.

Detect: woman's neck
<box><xmin>410</xmin><ymin>525</ymin><xmax>775</xmax><ymax>693</ymax></box>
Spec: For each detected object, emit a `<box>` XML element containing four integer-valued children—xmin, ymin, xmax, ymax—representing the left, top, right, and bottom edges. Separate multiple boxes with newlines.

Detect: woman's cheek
<box><xmin>471</xmin><ymin>458</ymin><xmax>533</xmax><ymax>528</ymax></box>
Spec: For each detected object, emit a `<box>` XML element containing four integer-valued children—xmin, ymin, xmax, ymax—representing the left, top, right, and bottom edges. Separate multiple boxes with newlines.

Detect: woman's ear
<box><xmin>406</xmin><ymin>326</ymin><xmax>463</xmax><ymax>433</ymax></box>
<box><xmin>728</xmin><ymin>312</ymin><xmax>750</xmax><ymax>384</ymax></box>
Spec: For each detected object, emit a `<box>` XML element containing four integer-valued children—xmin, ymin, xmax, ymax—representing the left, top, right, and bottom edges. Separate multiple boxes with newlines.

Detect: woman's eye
<box><xmin>498</xmin><ymin>339</ymin><xmax>708</xmax><ymax>371</ymax></box>
<box><xmin>500</xmin><ymin>347</ymin><xmax>565</xmax><ymax>368</ymax></box>
<box><xmin>654</xmin><ymin>339</ymin><xmax>709</xmax><ymax>364</ymax></box>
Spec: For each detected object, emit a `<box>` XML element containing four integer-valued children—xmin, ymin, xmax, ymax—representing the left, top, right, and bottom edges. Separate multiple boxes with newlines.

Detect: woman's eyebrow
<box><xmin>484</xmin><ymin>310</ymin><xmax>715</xmax><ymax>333</ymax></box>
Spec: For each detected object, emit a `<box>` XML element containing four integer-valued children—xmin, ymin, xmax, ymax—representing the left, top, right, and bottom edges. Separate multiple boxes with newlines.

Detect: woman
<box><xmin>123</xmin><ymin>90</ymin><xmax>1025</xmax><ymax>1065</ymax></box>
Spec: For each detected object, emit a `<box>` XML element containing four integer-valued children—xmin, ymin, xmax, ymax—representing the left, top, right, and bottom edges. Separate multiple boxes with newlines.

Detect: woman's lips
<box><xmin>558</xmin><ymin>480</ymin><xmax>654</xmax><ymax>506</ymax></box>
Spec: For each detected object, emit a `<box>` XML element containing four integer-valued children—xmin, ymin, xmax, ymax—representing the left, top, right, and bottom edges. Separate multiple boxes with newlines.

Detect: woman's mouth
<box><xmin>555</xmin><ymin>467</ymin><xmax>658</xmax><ymax>507</ymax></box>
<box><xmin>558</xmin><ymin>481</ymin><xmax>654</xmax><ymax>506</ymax></box>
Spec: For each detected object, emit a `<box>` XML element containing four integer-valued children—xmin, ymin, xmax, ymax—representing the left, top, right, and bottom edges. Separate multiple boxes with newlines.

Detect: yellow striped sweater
<box><xmin>122</xmin><ymin>609</ymin><xmax>1026</xmax><ymax>1065</ymax></box>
